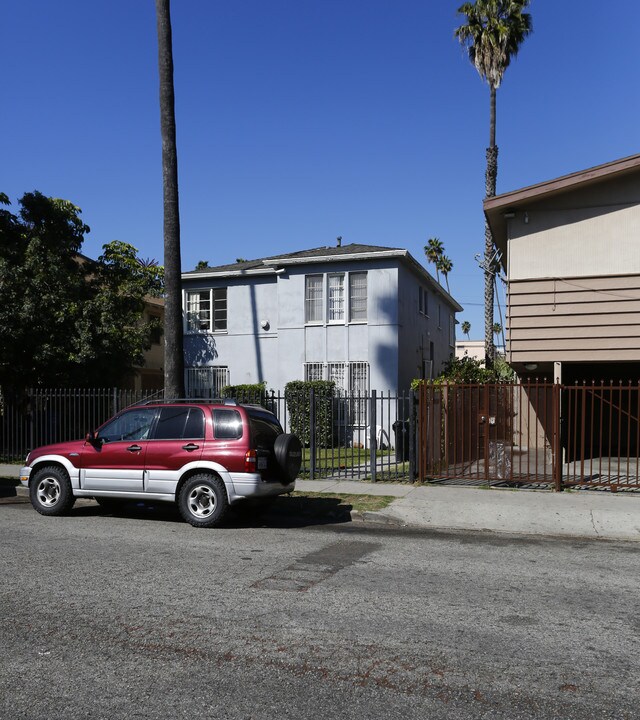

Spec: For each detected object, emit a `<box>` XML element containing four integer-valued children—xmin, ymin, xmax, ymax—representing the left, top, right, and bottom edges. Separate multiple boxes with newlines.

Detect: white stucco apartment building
<box><xmin>181</xmin><ymin>243</ymin><xmax>462</xmax><ymax>394</ymax></box>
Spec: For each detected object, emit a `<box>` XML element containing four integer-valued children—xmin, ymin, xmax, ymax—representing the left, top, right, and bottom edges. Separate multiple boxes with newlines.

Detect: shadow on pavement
<box><xmin>68</xmin><ymin>495</ymin><xmax>354</xmax><ymax>529</ymax></box>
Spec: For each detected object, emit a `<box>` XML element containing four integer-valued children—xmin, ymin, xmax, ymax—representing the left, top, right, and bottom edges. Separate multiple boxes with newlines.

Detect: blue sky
<box><xmin>4</xmin><ymin>1</ymin><xmax>639</xmax><ymax>338</ymax></box>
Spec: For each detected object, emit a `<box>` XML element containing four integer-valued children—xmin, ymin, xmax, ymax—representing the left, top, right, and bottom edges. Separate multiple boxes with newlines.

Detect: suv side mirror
<box><xmin>86</xmin><ymin>431</ymin><xmax>100</xmax><ymax>446</ymax></box>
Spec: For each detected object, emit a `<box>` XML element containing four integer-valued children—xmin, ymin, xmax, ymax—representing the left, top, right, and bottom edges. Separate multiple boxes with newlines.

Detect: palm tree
<box><xmin>438</xmin><ymin>255</ymin><xmax>453</xmax><ymax>293</ymax></box>
<box><xmin>492</xmin><ymin>322</ymin><xmax>504</xmax><ymax>353</ymax></box>
<box><xmin>424</xmin><ymin>237</ymin><xmax>444</xmax><ymax>283</ymax></box>
<box><xmin>156</xmin><ymin>0</ymin><xmax>185</xmax><ymax>397</ymax></box>
<box><xmin>455</xmin><ymin>0</ymin><xmax>532</xmax><ymax>366</ymax></box>
<box><xmin>461</xmin><ymin>320</ymin><xmax>471</xmax><ymax>340</ymax></box>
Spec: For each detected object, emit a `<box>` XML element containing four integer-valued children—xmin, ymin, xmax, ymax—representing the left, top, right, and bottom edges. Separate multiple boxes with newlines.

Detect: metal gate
<box><xmin>418</xmin><ymin>380</ymin><xmax>640</xmax><ymax>490</ymax></box>
<box><xmin>418</xmin><ymin>381</ymin><xmax>560</xmax><ymax>488</ymax></box>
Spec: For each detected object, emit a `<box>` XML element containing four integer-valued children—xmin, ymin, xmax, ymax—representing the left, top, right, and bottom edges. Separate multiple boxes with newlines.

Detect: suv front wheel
<box><xmin>30</xmin><ymin>465</ymin><xmax>75</xmax><ymax>516</ymax></box>
<box><xmin>179</xmin><ymin>474</ymin><xmax>229</xmax><ymax>528</ymax></box>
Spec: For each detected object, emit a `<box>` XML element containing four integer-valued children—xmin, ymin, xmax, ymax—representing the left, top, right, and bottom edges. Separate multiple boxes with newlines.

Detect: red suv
<box><xmin>20</xmin><ymin>400</ymin><xmax>302</xmax><ymax>528</ymax></box>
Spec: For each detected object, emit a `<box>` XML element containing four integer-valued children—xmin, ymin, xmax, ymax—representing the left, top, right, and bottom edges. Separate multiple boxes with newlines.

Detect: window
<box><xmin>304</xmin><ymin>362</ymin><xmax>325</xmax><ymax>382</ymax></box>
<box><xmin>438</xmin><ymin>303</ymin><xmax>442</xmax><ymax>329</ymax></box>
<box><xmin>212</xmin><ymin>288</ymin><xmax>227</xmax><ymax>331</ymax></box>
<box><xmin>349</xmin><ymin>273</ymin><xmax>367</xmax><ymax>322</ymax></box>
<box><xmin>305</xmin><ymin>271</ymin><xmax>368</xmax><ymax>325</ymax></box>
<box><xmin>153</xmin><ymin>407</ymin><xmax>205</xmax><ymax>440</ymax></box>
<box><xmin>449</xmin><ymin>315</ymin><xmax>455</xmax><ymax>347</ymax></box>
<box><xmin>185</xmin><ymin>366</ymin><xmax>230</xmax><ymax>398</ymax></box>
<box><xmin>98</xmin><ymin>408</ymin><xmax>157</xmax><ymax>443</ymax></box>
<box><xmin>213</xmin><ymin>409</ymin><xmax>243</xmax><ymax>439</ymax></box>
<box><xmin>328</xmin><ymin>273</ymin><xmax>345</xmax><ymax>321</ymax></box>
<box><xmin>328</xmin><ymin>362</ymin><xmax>346</xmax><ymax>393</ymax></box>
<box><xmin>186</xmin><ymin>291</ymin><xmax>210</xmax><ymax>331</ymax></box>
<box><xmin>305</xmin><ymin>275</ymin><xmax>323</xmax><ymax>323</ymax></box>
<box><xmin>349</xmin><ymin>362</ymin><xmax>369</xmax><ymax>425</ymax></box>
<box><xmin>186</xmin><ymin>289</ymin><xmax>227</xmax><ymax>332</ymax></box>
<box><xmin>418</xmin><ymin>287</ymin><xmax>423</xmax><ymax>314</ymax></box>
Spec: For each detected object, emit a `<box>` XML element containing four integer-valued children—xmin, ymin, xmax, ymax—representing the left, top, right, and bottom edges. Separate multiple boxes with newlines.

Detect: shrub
<box><xmin>284</xmin><ymin>380</ymin><xmax>335</xmax><ymax>447</ymax></box>
<box><xmin>411</xmin><ymin>354</ymin><xmax>515</xmax><ymax>389</ymax></box>
<box><xmin>221</xmin><ymin>382</ymin><xmax>268</xmax><ymax>405</ymax></box>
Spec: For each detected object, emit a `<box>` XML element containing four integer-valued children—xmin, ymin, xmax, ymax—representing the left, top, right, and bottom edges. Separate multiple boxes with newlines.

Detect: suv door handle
<box><xmin>127</xmin><ymin>444</ymin><xmax>142</xmax><ymax>452</ymax></box>
<box><xmin>182</xmin><ymin>443</ymin><xmax>200</xmax><ymax>452</ymax></box>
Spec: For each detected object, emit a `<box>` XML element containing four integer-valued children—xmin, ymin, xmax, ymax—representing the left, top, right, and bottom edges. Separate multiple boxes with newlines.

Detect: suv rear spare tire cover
<box><xmin>273</xmin><ymin>434</ymin><xmax>302</xmax><ymax>482</ymax></box>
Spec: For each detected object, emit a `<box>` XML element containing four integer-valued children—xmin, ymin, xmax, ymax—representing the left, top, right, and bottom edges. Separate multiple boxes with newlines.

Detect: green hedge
<box><xmin>221</xmin><ymin>382</ymin><xmax>268</xmax><ymax>405</ymax></box>
<box><xmin>284</xmin><ymin>380</ymin><xmax>335</xmax><ymax>447</ymax></box>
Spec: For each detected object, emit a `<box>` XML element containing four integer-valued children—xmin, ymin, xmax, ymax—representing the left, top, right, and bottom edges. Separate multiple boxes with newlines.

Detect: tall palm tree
<box><xmin>461</xmin><ymin>320</ymin><xmax>471</xmax><ymax>340</ymax></box>
<box><xmin>156</xmin><ymin>0</ymin><xmax>185</xmax><ymax>397</ymax></box>
<box><xmin>438</xmin><ymin>255</ymin><xmax>453</xmax><ymax>293</ymax></box>
<box><xmin>455</xmin><ymin>0</ymin><xmax>532</xmax><ymax>366</ymax></box>
<box><xmin>424</xmin><ymin>237</ymin><xmax>444</xmax><ymax>283</ymax></box>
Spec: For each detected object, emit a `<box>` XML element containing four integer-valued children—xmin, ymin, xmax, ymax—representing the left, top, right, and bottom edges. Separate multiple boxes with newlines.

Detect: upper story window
<box><xmin>305</xmin><ymin>275</ymin><xmax>323</xmax><ymax>323</ymax></box>
<box><xmin>186</xmin><ymin>288</ymin><xmax>227</xmax><ymax>332</ymax></box>
<box><xmin>304</xmin><ymin>271</ymin><xmax>367</xmax><ymax>325</ymax></box>
<box><xmin>419</xmin><ymin>286</ymin><xmax>429</xmax><ymax>316</ymax></box>
<box><xmin>349</xmin><ymin>273</ymin><xmax>367</xmax><ymax>322</ymax></box>
<box><xmin>328</xmin><ymin>273</ymin><xmax>345</xmax><ymax>321</ymax></box>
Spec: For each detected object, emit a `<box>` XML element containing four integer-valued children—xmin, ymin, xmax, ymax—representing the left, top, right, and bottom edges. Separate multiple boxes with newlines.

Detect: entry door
<box><xmin>81</xmin><ymin>407</ymin><xmax>157</xmax><ymax>492</ymax></box>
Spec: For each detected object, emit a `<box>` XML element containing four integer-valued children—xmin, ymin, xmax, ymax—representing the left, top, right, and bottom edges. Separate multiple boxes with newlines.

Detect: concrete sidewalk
<box><xmin>296</xmin><ymin>479</ymin><xmax>640</xmax><ymax>541</ymax></box>
<box><xmin>3</xmin><ymin>463</ymin><xmax>640</xmax><ymax>541</ymax></box>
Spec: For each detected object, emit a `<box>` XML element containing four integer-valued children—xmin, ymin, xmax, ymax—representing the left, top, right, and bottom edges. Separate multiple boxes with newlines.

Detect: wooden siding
<box><xmin>508</xmin><ymin>275</ymin><xmax>640</xmax><ymax>362</ymax></box>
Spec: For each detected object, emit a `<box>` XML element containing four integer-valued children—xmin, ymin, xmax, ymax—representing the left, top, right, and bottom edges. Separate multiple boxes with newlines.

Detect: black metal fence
<box><xmin>0</xmin><ymin>387</ymin><xmax>417</xmax><ymax>482</ymax></box>
<box><xmin>0</xmin><ymin>388</ymin><xmax>163</xmax><ymax>462</ymax></box>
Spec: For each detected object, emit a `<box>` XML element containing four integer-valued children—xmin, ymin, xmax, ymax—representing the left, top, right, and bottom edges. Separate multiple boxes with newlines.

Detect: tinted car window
<box><xmin>248</xmin><ymin>409</ymin><xmax>282</xmax><ymax>450</ymax></box>
<box><xmin>99</xmin><ymin>408</ymin><xmax>157</xmax><ymax>443</ymax></box>
<box><xmin>152</xmin><ymin>407</ymin><xmax>205</xmax><ymax>440</ymax></box>
<box><xmin>213</xmin><ymin>409</ymin><xmax>243</xmax><ymax>439</ymax></box>
<box><xmin>184</xmin><ymin>408</ymin><xmax>205</xmax><ymax>439</ymax></box>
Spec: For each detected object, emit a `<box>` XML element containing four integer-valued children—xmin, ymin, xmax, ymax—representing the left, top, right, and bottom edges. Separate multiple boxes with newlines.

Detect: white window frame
<box><xmin>327</xmin><ymin>273</ymin><xmax>345</xmax><ymax>323</ymax></box>
<box><xmin>185</xmin><ymin>288</ymin><xmax>227</xmax><ymax>333</ymax></box>
<box><xmin>304</xmin><ymin>271</ymin><xmax>368</xmax><ymax>326</ymax></box>
<box><xmin>305</xmin><ymin>275</ymin><xmax>324</xmax><ymax>324</ymax></box>
<box><xmin>348</xmin><ymin>272</ymin><xmax>367</xmax><ymax>323</ymax></box>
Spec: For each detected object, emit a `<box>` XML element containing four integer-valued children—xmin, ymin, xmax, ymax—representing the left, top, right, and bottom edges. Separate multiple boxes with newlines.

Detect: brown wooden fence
<box><xmin>417</xmin><ymin>381</ymin><xmax>640</xmax><ymax>491</ymax></box>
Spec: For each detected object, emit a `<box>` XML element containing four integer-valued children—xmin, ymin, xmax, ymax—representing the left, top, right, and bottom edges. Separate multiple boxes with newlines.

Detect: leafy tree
<box><xmin>156</xmin><ymin>0</ymin><xmax>185</xmax><ymax>397</ymax></box>
<box><xmin>195</xmin><ymin>260</ymin><xmax>210</xmax><ymax>270</ymax></box>
<box><xmin>455</xmin><ymin>0</ymin><xmax>532</xmax><ymax>366</ymax></box>
<box><xmin>461</xmin><ymin>320</ymin><xmax>471</xmax><ymax>339</ymax></box>
<box><xmin>0</xmin><ymin>192</ymin><xmax>163</xmax><ymax>388</ymax></box>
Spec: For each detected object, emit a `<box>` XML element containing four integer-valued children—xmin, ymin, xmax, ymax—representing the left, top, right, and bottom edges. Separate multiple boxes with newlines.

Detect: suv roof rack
<box><xmin>134</xmin><ymin>398</ymin><xmax>238</xmax><ymax>407</ymax></box>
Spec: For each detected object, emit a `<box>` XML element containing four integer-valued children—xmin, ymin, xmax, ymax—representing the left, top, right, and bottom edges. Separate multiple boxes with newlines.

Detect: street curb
<box><xmin>351</xmin><ymin>510</ymin><xmax>406</xmax><ymax>527</ymax></box>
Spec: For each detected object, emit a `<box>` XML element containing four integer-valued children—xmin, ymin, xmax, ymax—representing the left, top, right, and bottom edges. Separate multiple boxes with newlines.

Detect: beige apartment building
<box><xmin>484</xmin><ymin>153</ymin><xmax>640</xmax><ymax>384</ymax></box>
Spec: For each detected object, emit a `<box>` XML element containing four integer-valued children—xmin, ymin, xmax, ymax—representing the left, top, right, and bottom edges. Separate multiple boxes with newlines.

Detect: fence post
<box><xmin>309</xmin><ymin>388</ymin><xmax>316</xmax><ymax>480</ymax></box>
<box><xmin>112</xmin><ymin>387</ymin><xmax>119</xmax><ymax>418</ymax></box>
<box><xmin>553</xmin><ymin>383</ymin><xmax>563</xmax><ymax>492</ymax></box>
<box><xmin>409</xmin><ymin>389</ymin><xmax>416</xmax><ymax>481</ymax></box>
<box><xmin>369</xmin><ymin>390</ymin><xmax>377</xmax><ymax>483</ymax></box>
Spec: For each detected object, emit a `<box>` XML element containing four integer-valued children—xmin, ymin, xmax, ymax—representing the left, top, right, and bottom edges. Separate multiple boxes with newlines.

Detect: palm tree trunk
<box><xmin>156</xmin><ymin>0</ymin><xmax>185</xmax><ymax>397</ymax></box>
<box><xmin>484</xmin><ymin>84</ymin><xmax>498</xmax><ymax>367</ymax></box>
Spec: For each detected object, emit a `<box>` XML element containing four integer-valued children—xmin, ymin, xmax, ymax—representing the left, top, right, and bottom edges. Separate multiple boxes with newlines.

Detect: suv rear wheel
<box><xmin>178</xmin><ymin>474</ymin><xmax>228</xmax><ymax>528</ymax></box>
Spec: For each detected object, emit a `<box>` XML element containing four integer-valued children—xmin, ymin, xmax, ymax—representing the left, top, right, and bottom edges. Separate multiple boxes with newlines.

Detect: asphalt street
<box><xmin>1</xmin><ymin>498</ymin><xmax>638</xmax><ymax>719</ymax></box>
